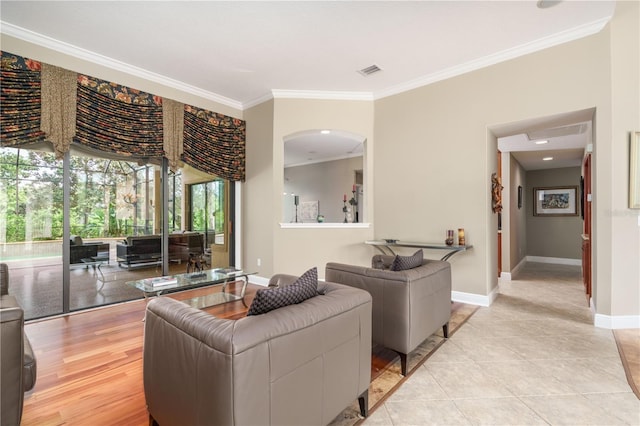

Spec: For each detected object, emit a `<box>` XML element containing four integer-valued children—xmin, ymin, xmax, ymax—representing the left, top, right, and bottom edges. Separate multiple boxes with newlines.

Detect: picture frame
<box><xmin>300</xmin><ymin>200</ymin><xmax>319</xmax><ymax>222</ymax></box>
<box><xmin>517</xmin><ymin>185</ymin><xmax>523</xmax><ymax>209</ymax></box>
<box><xmin>533</xmin><ymin>186</ymin><xmax>578</xmax><ymax>216</ymax></box>
<box><xmin>630</xmin><ymin>131</ymin><xmax>640</xmax><ymax>209</ymax></box>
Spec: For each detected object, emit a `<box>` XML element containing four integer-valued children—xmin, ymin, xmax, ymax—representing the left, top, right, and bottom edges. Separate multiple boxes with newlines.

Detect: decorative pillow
<box><xmin>247</xmin><ymin>267</ymin><xmax>318</xmax><ymax>316</ymax></box>
<box><xmin>391</xmin><ymin>249</ymin><xmax>423</xmax><ymax>271</ymax></box>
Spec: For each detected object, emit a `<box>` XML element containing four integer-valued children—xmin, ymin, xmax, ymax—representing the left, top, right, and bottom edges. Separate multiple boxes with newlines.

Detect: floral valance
<box><xmin>75</xmin><ymin>75</ymin><xmax>164</xmax><ymax>158</ymax></box>
<box><xmin>1</xmin><ymin>51</ymin><xmax>246</xmax><ymax>181</ymax></box>
<box><xmin>182</xmin><ymin>105</ymin><xmax>246</xmax><ymax>181</ymax></box>
<box><xmin>0</xmin><ymin>51</ymin><xmax>47</xmax><ymax>147</ymax></box>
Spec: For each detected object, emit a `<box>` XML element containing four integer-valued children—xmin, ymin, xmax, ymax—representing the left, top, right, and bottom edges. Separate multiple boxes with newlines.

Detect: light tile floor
<box><xmin>364</xmin><ymin>262</ymin><xmax>640</xmax><ymax>425</ymax></box>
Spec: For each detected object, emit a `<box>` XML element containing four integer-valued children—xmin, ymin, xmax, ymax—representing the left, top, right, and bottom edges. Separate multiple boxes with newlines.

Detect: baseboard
<box><xmin>499</xmin><ymin>257</ymin><xmax>527</xmax><ymax>281</ymax></box>
<box><xmin>452</xmin><ymin>286</ymin><xmax>499</xmax><ymax>307</ymax></box>
<box><xmin>249</xmin><ymin>275</ymin><xmax>269</xmax><ymax>287</ymax></box>
<box><xmin>594</xmin><ymin>313</ymin><xmax>640</xmax><ymax>329</ymax></box>
<box><xmin>526</xmin><ymin>256</ymin><xmax>581</xmax><ymax>266</ymax></box>
<box><xmin>499</xmin><ymin>272</ymin><xmax>512</xmax><ymax>281</ymax></box>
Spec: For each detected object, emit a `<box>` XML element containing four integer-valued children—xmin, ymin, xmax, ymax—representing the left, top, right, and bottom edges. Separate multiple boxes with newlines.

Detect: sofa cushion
<box><xmin>391</xmin><ymin>249</ymin><xmax>423</xmax><ymax>271</ymax></box>
<box><xmin>247</xmin><ymin>267</ymin><xmax>318</xmax><ymax>315</ymax></box>
<box><xmin>70</xmin><ymin>235</ymin><xmax>83</xmax><ymax>246</ymax></box>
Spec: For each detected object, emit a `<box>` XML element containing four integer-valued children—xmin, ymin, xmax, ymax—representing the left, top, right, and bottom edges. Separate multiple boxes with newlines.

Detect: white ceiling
<box><xmin>284</xmin><ymin>130</ymin><xmax>364</xmax><ymax>168</ymax></box>
<box><xmin>0</xmin><ymin>0</ymin><xmax>615</xmax><ymax>169</ymax></box>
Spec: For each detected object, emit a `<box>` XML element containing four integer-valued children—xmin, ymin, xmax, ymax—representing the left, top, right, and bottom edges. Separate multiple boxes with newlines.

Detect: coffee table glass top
<box><xmin>127</xmin><ymin>267</ymin><xmax>255</xmax><ymax>295</ymax></box>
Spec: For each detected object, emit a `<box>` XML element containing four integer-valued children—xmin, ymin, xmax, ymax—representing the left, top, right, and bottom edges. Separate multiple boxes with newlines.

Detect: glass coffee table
<box><xmin>127</xmin><ymin>267</ymin><xmax>256</xmax><ymax>310</ymax></box>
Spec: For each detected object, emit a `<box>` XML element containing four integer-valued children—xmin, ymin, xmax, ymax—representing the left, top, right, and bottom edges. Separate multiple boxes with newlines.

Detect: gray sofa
<box><xmin>326</xmin><ymin>254</ymin><xmax>451</xmax><ymax>375</ymax></box>
<box><xmin>143</xmin><ymin>278</ymin><xmax>372</xmax><ymax>426</ymax></box>
<box><xmin>0</xmin><ymin>263</ymin><xmax>37</xmax><ymax>426</ymax></box>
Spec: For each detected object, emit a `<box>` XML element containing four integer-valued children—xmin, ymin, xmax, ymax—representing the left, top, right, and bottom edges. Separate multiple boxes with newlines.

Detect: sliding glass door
<box><xmin>0</xmin><ymin>147</ymin><xmax>64</xmax><ymax>318</ymax></box>
<box><xmin>0</xmin><ymin>145</ymin><xmax>193</xmax><ymax>320</ymax></box>
<box><xmin>67</xmin><ymin>153</ymin><xmax>156</xmax><ymax>312</ymax></box>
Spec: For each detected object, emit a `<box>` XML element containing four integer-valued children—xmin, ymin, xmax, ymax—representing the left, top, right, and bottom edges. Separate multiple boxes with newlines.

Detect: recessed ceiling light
<box><xmin>543</xmin><ymin>157</ymin><xmax>553</xmax><ymax>161</ymax></box>
<box><xmin>321</xmin><ymin>130</ymin><xmax>330</xmax><ymax>134</ymax></box>
<box><xmin>535</xmin><ymin>140</ymin><xmax>549</xmax><ymax>145</ymax></box>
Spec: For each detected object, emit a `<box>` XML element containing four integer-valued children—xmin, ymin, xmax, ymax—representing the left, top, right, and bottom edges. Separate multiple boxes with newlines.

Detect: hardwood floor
<box><xmin>21</xmin><ymin>282</ymin><xmax>257</xmax><ymax>425</ymax></box>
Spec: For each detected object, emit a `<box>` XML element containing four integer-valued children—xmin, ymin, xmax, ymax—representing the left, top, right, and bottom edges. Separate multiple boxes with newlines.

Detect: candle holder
<box><xmin>349</xmin><ymin>189</ymin><xmax>358</xmax><ymax>223</ymax></box>
<box><xmin>458</xmin><ymin>228</ymin><xmax>466</xmax><ymax>246</ymax></box>
<box><xmin>342</xmin><ymin>199</ymin><xmax>348</xmax><ymax>223</ymax></box>
<box><xmin>293</xmin><ymin>195</ymin><xmax>300</xmax><ymax>223</ymax></box>
<box><xmin>445</xmin><ymin>230</ymin><xmax>454</xmax><ymax>246</ymax></box>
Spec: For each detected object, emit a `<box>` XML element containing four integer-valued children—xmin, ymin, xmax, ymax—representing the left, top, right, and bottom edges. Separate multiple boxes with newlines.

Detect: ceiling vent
<box><xmin>358</xmin><ymin>64</ymin><xmax>382</xmax><ymax>76</ymax></box>
<box><xmin>527</xmin><ymin>123</ymin><xmax>588</xmax><ymax>140</ymax></box>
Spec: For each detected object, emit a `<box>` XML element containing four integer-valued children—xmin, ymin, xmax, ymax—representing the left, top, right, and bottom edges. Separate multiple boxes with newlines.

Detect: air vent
<box><xmin>357</xmin><ymin>64</ymin><xmax>382</xmax><ymax>76</ymax></box>
<box><xmin>527</xmin><ymin>123</ymin><xmax>588</xmax><ymax>140</ymax></box>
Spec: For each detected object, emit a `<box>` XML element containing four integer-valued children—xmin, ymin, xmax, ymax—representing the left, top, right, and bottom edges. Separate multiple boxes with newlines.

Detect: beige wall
<box><xmin>270</xmin><ymin>98</ymin><xmax>375</xmax><ymax>278</ymax></box>
<box><xmin>601</xmin><ymin>0</ymin><xmax>640</xmax><ymax>320</ymax></box>
<box><xmin>374</xmin><ymin>26</ymin><xmax>614</xmax><ymax>302</ymax></box>
<box><xmin>526</xmin><ymin>167</ymin><xmax>583</xmax><ymax>260</ymax></box>
<box><xmin>244</xmin><ymin>100</ymin><xmax>275</xmax><ymax>275</ymax></box>
<box><xmin>508</xmin><ymin>154</ymin><xmax>528</xmax><ymax>271</ymax></box>
<box><xmin>245</xmin><ymin>98</ymin><xmax>375</xmax><ymax>279</ymax></box>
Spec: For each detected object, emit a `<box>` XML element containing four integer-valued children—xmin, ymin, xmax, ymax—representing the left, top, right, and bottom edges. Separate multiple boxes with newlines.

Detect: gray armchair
<box><xmin>143</xmin><ymin>279</ymin><xmax>371</xmax><ymax>425</ymax></box>
<box><xmin>1</xmin><ymin>263</ymin><xmax>37</xmax><ymax>426</ymax></box>
<box><xmin>326</xmin><ymin>254</ymin><xmax>451</xmax><ymax>375</ymax></box>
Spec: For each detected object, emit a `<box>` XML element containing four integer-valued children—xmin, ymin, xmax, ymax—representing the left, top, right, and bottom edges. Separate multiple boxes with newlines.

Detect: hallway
<box><xmin>365</xmin><ymin>262</ymin><xmax>640</xmax><ymax>425</ymax></box>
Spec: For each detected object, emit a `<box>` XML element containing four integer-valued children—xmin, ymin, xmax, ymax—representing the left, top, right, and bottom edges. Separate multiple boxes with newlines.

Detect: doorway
<box><xmin>493</xmin><ymin>108</ymin><xmax>594</xmax><ymax>288</ymax></box>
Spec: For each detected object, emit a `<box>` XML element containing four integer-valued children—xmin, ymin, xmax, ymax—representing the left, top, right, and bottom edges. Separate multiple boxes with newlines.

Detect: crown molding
<box><xmin>242</xmin><ymin>92</ymin><xmax>275</xmax><ymax>109</ymax></box>
<box><xmin>243</xmin><ymin>89</ymin><xmax>374</xmax><ymax>109</ymax></box>
<box><xmin>271</xmin><ymin>89</ymin><xmax>374</xmax><ymax>101</ymax></box>
<box><xmin>373</xmin><ymin>16</ymin><xmax>611</xmax><ymax>100</ymax></box>
<box><xmin>2</xmin><ymin>15</ymin><xmax>611</xmax><ymax>110</ymax></box>
<box><xmin>0</xmin><ymin>21</ymin><xmax>243</xmax><ymax>111</ymax></box>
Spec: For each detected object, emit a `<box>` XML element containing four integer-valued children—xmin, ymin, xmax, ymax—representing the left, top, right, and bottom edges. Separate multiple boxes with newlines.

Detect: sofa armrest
<box><xmin>0</xmin><ymin>263</ymin><xmax>8</xmax><ymax>296</ymax></box>
<box><xmin>144</xmin><ymin>297</ymin><xmax>236</xmax><ymax>426</ymax></box>
<box><xmin>70</xmin><ymin>244</ymin><xmax>99</xmax><ymax>264</ymax></box>
<box><xmin>268</xmin><ymin>273</ymin><xmax>299</xmax><ymax>287</ymax></box>
<box><xmin>1</xmin><ymin>295</ymin><xmax>26</xmax><ymax>426</ymax></box>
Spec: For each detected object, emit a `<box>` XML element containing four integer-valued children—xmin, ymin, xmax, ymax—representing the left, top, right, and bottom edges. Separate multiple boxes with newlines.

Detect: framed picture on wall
<box><xmin>517</xmin><ymin>185</ymin><xmax>523</xmax><ymax>209</ymax></box>
<box><xmin>533</xmin><ymin>186</ymin><xmax>578</xmax><ymax>216</ymax></box>
<box><xmin>300</xmin><ymin>200</ymin><xmax>319</xmax><ymax>222</ymax></box>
